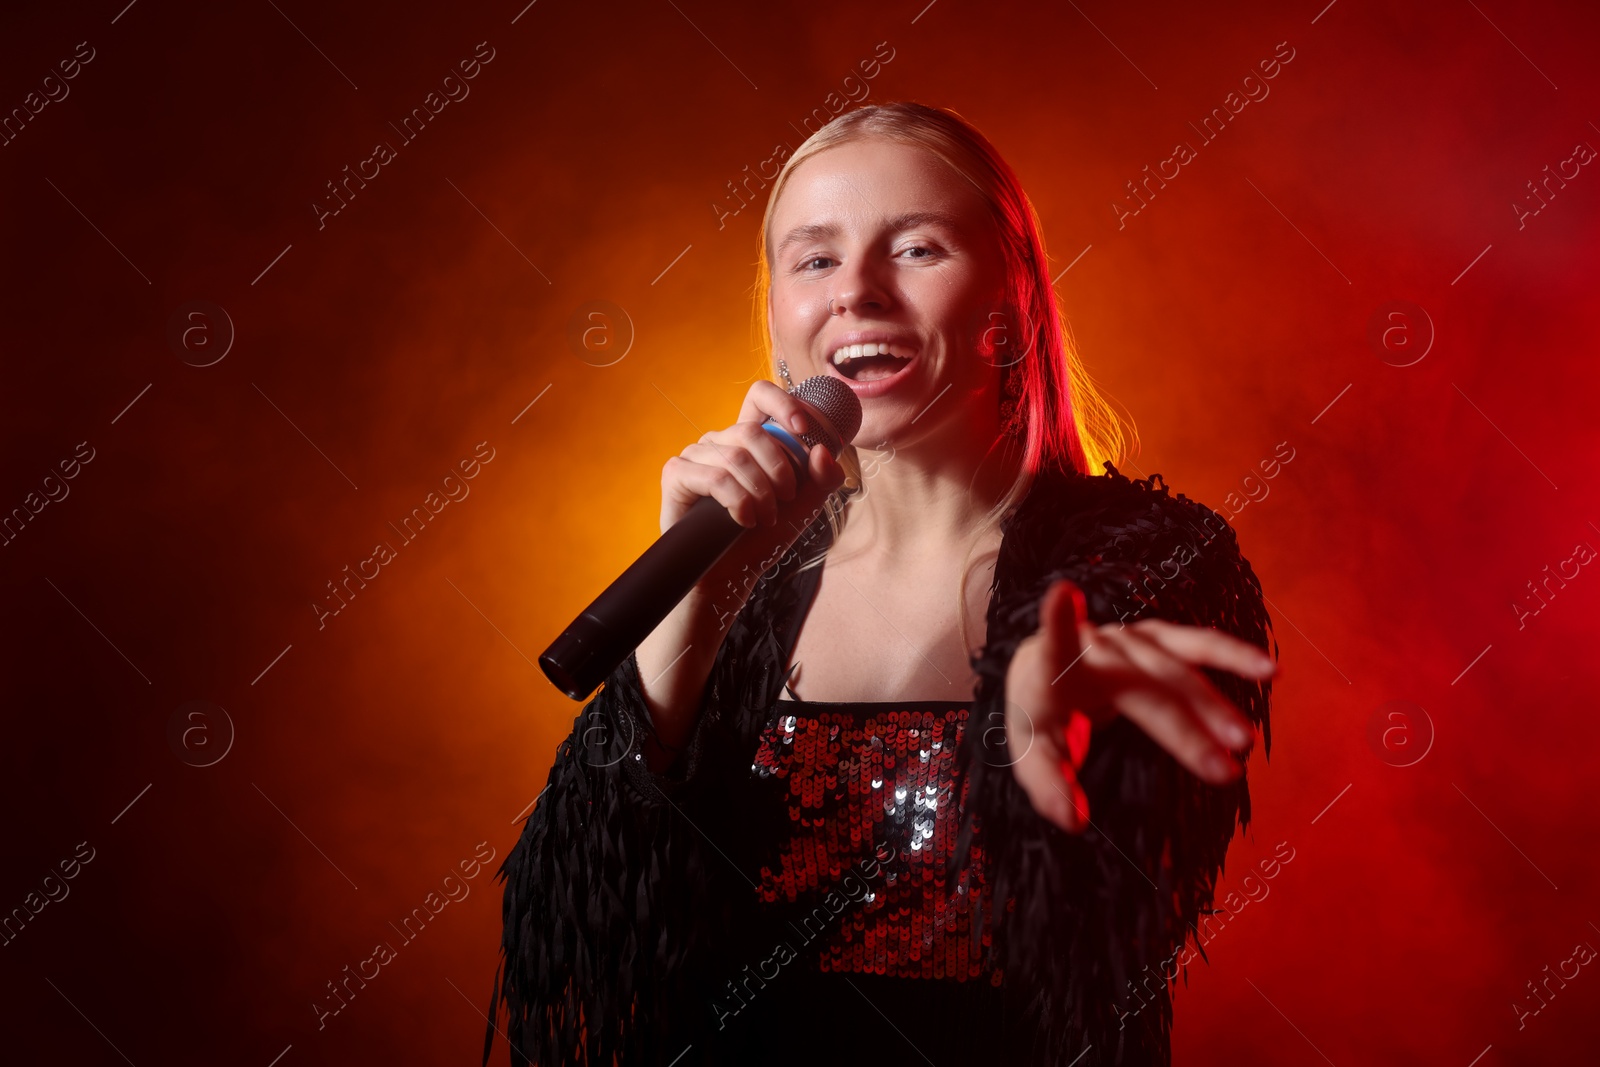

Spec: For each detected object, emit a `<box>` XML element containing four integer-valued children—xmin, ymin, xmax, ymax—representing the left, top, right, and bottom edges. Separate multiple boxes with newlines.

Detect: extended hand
<box><xmin>1002</xmin><ymin>578</ymin><xmax>1277</xmax><ymax>834</ymax></box>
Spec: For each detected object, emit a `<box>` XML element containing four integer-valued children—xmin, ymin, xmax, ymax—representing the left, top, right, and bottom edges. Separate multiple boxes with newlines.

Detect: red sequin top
<box><xmin>749</xmin><ymin>694</ymin><xmax>1002</xmax><ymax>985</ymax></box>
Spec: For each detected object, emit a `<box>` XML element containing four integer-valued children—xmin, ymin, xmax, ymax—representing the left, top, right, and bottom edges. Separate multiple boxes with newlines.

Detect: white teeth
<box><xmin>831</xmin><ymin>342</ymin><xmax>908</xmax><ymax>366</ymax></box>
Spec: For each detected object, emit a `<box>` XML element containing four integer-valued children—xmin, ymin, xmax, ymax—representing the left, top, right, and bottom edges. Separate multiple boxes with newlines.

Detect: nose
<box><xmin>828</xmin><ymin>257</ymin><xmax>892</xmax><ymax>316</ymax></box>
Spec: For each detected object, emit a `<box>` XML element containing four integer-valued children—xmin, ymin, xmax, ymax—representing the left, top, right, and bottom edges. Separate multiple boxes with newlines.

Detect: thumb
<box><xmin>803</xmin><ymin>442</ymin><xmax>847</xmax><ymax>498</ymax></box>
<box><xmin>772</xmin><ymin>444</ymin><xmax>844</xmax><ymax>538</ymax></box>
<box><xmin>1037</xmin><ymin>578</ymin><xmax>1088</xmax><ymax>676</ymax></box>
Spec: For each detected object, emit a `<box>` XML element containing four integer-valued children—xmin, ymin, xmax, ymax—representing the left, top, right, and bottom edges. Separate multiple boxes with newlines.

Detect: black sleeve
<box><xmin>483</xmin><ymin>511</ymin><xmax>835</xmax><ymax>1066</ymax></box>
<box><xmin>949</xmin><ymin>465</ymin><xmax>1278</xmax><ymax>1067</ymax></box>
<box><xmin>484</xmin><ymin>626</ymin><xmax>759</xmax><ymax>1065</ymax></box>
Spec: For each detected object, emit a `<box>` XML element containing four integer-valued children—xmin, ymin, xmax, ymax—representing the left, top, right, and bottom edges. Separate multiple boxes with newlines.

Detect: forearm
<box><xmin>634</xmin><ymin>582</ymin><xmax>743</xmax><ymax>773</ymax></box>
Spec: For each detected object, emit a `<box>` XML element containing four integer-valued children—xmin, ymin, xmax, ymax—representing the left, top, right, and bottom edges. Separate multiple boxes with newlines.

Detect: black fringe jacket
<box><xmin>484</xmin><ymin>461</ymin><xmax>1277</xmax><ymax>1066</ymax></box>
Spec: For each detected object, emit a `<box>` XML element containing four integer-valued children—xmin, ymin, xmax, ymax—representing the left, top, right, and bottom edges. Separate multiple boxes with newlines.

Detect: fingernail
<box><xmin>1203</xmin><ymin>750</ymin><xmax>1238</xmax><ymax>781</ymax></box>
<box><xmin>791</xmin><ymin>413</ymin><xmax>810</xmax><ymax>434</ymax></box>
<box><xmin>1254</xmin><ymin>652</ymin><xmax>1276</xmax><ymax>673</ymax></box>
<box><xmin>1224</xmin><ymin>721</ymin><xmax>1252</xmax><ymax>746</ymax></box>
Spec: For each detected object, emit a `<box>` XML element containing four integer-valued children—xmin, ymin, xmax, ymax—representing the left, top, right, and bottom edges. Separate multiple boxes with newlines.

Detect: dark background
<box><xmin>2</xmin><ymin>0</ymin><xmax>1597</xmax><ymax>1063</ymax></box>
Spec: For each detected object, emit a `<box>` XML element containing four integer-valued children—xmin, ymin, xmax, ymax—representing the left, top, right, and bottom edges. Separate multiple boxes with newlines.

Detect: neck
<box><xmin>839</xmin><ymin>427</ymin><xmax>1024</xmax><ymax>561</ymax></box>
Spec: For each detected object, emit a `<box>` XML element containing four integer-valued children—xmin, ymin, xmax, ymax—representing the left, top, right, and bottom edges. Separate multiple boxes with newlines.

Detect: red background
<box><xmin>2</xmin><ymin>1</ymin><xmax>1597</xmax><ymax>1064</ymax></box>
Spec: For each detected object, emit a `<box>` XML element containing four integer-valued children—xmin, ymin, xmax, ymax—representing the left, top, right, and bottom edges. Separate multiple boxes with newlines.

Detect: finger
<box><xmin>1063</xmin><ymin>626</ymin><xmax>1243</xmax><ymax>784</ymax></box>
<box><xmin>683</xmin><ymin>433</ymin><xmax>768</xmax><ymax>487</ymax></box>
<box><xmin>1126</xmin><ymin>618</ymin><xmax>1277</xmax><ymax>680</ymax></box>
<box><xmin>737</xmin><ymin>378</ymin><xmax>817</xmax><ymax>437</ymax></box>
<box><xmin>1008</xmin><ymin>709</ymin><xmax>1090</xmax><ymax>834</ymax></box>
<box><xmin>731</xmin><ymin>420</ymin><xmax>801</xmax><ymax>504</ymax></box>
<box><xmin>804</xmin><ymin>441</ymin><xmax>847</xmax><ymax>497</ymax></box>
<box><xmin>1097</xmin><ymin>651</ymin><xmax>1245</xmax><ymax>785</ymax></box>
<box><xmin>1125</xmin><ymin>688</ymin><xmax>1241</xmax><ymax>783</ymax></box>
<box><xmin>1063</xmin><ymin>708</ymin><xmax>1093</xmax><ymax>771</ymax></box>
<box><xmin>683</xmin><ymin>437</ymin><xmax>782</xmax><ymax>526</ymax></box>
<box><xmin>683</xmin><ymin>440</ymin><xmax>775</xmax><ymax>526</ymax></box>
<box><xmin>1036</xmin><ymin>579</ymin><xmax>1090</xmax><ymax>679</ymax></box>
<box><xmin>758</xmin><ymin>444</ymin><xmax>846</xmax><ymax>545</ymax></box>
<box><xmin>662</xmin><ymin>456</ymin><xmax>762</xmax><ymax>529</ymax></box>
<box><xmin>1115</xmin><ymin>626</ymin><xmax>1258</xmax><ymax>755</ymax></box>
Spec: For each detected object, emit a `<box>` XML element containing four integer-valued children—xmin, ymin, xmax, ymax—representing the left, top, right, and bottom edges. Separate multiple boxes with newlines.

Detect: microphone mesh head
<box><xmin>792</xmin><ymin>375</ymin><xmax>862</xmax><ymax>457</ymax></box>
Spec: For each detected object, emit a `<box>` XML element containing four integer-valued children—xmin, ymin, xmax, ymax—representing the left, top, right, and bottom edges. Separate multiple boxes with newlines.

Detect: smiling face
<box><xmin>766</xmin><ymin>138</ymin><xmax>1012</xmax><ymax>454</ymax></box>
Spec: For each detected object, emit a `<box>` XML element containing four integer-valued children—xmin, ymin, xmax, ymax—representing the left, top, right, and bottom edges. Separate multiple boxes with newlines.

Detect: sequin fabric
<box><xmin>749</xmin><ymin>699</ymin><xmax>1001</xmax><ymax>984</ymax></box>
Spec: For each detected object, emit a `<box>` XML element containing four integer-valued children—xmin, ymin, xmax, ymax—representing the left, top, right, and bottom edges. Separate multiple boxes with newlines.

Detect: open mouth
<box><xmin>831</xmin><ymin>342</ymin><xmax>916</xmax><ymax>382</ymax></box>
<box><xmin>836</xmin><ymin>354</ymin><xmax>913</xmax><ymax>381</ymax></box>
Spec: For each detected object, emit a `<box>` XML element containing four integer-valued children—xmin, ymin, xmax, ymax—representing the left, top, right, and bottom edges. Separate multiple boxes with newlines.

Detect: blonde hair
<box><xmin>751</xmin><ymin>101</ymin><xmax>1135</xmax><ymax>654</ymax></box>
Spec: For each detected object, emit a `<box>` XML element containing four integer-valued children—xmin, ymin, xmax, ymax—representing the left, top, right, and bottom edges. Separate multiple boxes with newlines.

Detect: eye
<box><xmin>900</xmin><ymin>244</ymin><xmax>939</xmax><ymax>260</ymax></box>
<box><xmin>797</xmin><ymin>255</ymin><xmax>835</xmax><ymax>272</ymax></box>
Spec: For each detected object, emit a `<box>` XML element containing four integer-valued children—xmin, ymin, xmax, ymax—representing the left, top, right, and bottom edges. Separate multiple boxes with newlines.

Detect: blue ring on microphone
<box><xmin>760</xmin><ymin>421</ymin><xmax>810</xmax><ymax>474</ymax></box>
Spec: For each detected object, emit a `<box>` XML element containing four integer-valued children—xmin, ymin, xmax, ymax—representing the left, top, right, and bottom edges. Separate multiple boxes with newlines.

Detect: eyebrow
<box><xmin>774</xmin><ymin>209</ymin><xmax>966</xmax><ymax>258</ymax></box>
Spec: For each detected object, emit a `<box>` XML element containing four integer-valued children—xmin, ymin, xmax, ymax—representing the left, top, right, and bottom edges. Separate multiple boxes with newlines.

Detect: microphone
<box><xmin>539</xmin><ymin>375</ymin><xmax>862</xmax><ymax>700</ymax></box>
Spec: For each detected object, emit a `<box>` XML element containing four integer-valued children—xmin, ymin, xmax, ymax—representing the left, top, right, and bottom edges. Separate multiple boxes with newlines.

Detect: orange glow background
<box><xmin>3</xmin><ymin>1</ymin><xmax>1598</xmax><ymax>1064</ymax></box>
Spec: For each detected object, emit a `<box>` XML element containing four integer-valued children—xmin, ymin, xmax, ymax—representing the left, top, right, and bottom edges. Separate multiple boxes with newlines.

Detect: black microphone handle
<box><xmin>538</xmin><ymin>420</ymin><xmax>813</xmax><ymax>701</ymax></box>
<box><xmin>538</xmin><ymin>493</ymin><xmax>747</xmax><ymax>700</ymax></box>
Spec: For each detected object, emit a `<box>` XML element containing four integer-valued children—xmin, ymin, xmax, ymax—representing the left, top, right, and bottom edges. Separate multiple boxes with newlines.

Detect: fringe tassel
<box><xmin>948</xmin><ymin>462</ymin><xmax>1277</xmax><ymax>1066</ymax></box>
<box><xmin>485</xmin><ymin>465</ymin><xmax>1275</xmax><ymax>1066</ymax></box>
<box><xmin>484</xmin><ymin>517</ymin><xmax>837</xmax><ymax>1066</ymax></box>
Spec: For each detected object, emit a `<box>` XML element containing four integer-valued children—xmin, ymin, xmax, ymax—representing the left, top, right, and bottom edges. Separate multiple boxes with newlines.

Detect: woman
<box><xmin>485</xmin><ymin>101</ymin><xmax>1278</xmax><ymax>1066</ymax></box>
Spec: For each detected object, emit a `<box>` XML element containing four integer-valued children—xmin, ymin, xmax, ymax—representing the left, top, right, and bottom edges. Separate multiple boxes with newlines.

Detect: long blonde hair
<box><xmin>751</xmin><ymin>101</ymin><xmax>1135</xmax><ymax>653</ymax></box>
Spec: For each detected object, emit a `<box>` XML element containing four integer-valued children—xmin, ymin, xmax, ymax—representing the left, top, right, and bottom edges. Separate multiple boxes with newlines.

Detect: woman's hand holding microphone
<box><xmin>658</xmin><ymin>379</ymin><xmax>847</xmax><ymax>544</ymax></box>
<box><xmin>635</xmin><ymin>380</ymin><xmax>848</xmax><ymax>769</ymax></box>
